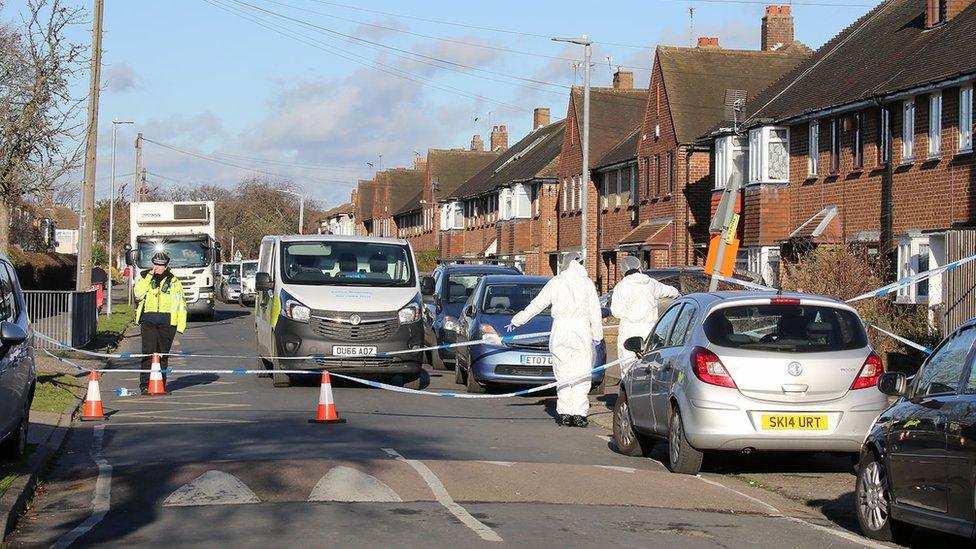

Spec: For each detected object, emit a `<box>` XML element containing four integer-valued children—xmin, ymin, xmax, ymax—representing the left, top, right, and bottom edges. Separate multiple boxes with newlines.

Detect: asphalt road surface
<box><xmin>7</xmin><ymin>303</ymin><xmax>935</xmax><ymax>548</ymax></box>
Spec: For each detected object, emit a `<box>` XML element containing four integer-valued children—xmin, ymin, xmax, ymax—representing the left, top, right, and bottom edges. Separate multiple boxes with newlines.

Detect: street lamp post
<box><xmin>552</xmin><ymin>35</ymin><xmax>591</xmax><ymax>268</ymax></box>
<box><xmin>108</xmin><ymin>119</ymin><xmax>133</xmax><ymax>316</ymax></box>
<box><xmin>283</xmin><ymin>189</ymin><xmax>305</xmax><ymax>235</ymax></box>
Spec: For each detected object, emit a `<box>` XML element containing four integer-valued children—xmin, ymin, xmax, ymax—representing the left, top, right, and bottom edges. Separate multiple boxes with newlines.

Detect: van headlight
<box><xmin>398</xmin><ymin>302</ymin><xmax>421</xmax><ymax>324</ymax></box>
<box><xmin>282</xmin><ymin>292</ymin><xmax>310</xmax><ymax>323</ymax></box>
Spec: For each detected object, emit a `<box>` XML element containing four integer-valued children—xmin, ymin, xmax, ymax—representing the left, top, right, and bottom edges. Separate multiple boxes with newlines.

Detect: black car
<box><xmin>0</xmin><ymin>255</ymin><xmax>35</xmax><ymax>459</ymax></box>
<box><xmin>856</xmin><ymin>318</ymin><xmax>976</xmax><ymax>542</ymax></box>
<box><xmin>420</xmin><ymin>263</ymin><xmax>521</xmax><ymax>370</ymax></box>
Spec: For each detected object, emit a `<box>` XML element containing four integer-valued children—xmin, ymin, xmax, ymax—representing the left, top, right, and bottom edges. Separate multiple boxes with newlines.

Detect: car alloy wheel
<box><xmin>617</xmin><ymin>399</ymin><xmax>635</xmax><ymax>448</ymax></box>
<box><xmin>858</xmin><ymin>461</ymin><xmax>890</xmax><ymax>532</ymax></box>
<box><xmin>669</xmin><ymin>414</ymin><xmax>682</xmax><ymax>465</ymax></box>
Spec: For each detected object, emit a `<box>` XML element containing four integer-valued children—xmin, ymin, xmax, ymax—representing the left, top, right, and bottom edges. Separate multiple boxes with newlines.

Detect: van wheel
<box><xmin>465</xmin><ymin>367</ymin><xmax>485</xmax><ymax>393</ymax></box>
<box><xmin>431</xmin><ymin>349</ymin><xmax>448</xmax><ymax>371</ymax></box>
<box><xmin>667</xmin><ymin>406</ymin><xmax>703</xmax><ymax>475</ymax></box>
<box><xmin>0</xmin><ymin>399</ymin><xmax>29</xmax><ymax>459</ymax></box>
<box><xmin>272</xmin><ymin>363</ymin><xmax>291</xmax><ymax>387</ymax></box>
<box><xmin>257</xmin><ymin>355</ymin><xmax>271</xmax><ymax>378</ymax></box>
<box><xmin>454</xmin><ymin>363</ymin><xmax>465</xmax><ymax>385</ymax></box>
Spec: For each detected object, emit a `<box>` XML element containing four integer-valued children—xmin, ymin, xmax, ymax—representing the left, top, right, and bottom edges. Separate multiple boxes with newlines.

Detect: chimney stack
<box><xmin>470</xmin><ymin>134</ymin><xmax>484</xmax><ymax>151</ymax></box>
<box><xmin>612</xmin><ymin>70</ymin><xmax>634</xmax><ymax>89</ymax></box>
<box><xmin>696</xmin><ymin>37</ymin><xmax>720</xmax><ymax>48</ymax></box>
<box><xmin>533</xmin><ymin>107</ymin><xmax>551</xmax><ymax>130</ymax></box>
<box><xmin>490</xmin><ymin>125</ymin><xmax>508</xmax><ymax>151</ymax></box>
<box><xmin>761</xmin><ymin>5</ymin><xmax>793</xmax><ymax>51</ymax></box>
<box><xmin>414</xmin><ymin>154</ymin><xmax>427</xmax><ymax>171</ymax></box>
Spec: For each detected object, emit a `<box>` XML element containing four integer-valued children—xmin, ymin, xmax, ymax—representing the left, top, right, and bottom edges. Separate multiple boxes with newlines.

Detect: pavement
<box><xmin>4</xmin><ymin>302</ymin><xmax>960</xmax><ymax>547</ymax></box>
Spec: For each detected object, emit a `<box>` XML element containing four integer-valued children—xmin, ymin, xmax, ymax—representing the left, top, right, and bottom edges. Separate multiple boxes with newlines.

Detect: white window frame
<box><xmin>902</xmin><ymin>97</ymin><xmax>915</xmax><ymax>162</ymax></box>
<box><xmin>575</xmin><ymin>176</ymin><xmax>583</xmax><ymax>211</ymax></box>
<box><xmin>747</xmin><ymin>126</ymin><xmax>790</xmax><ymax>184</ymax></box>
<box><xmin>879</xmin><ymin>107</ymin><xmax>891</xmax><ymax>165</ymax></box>
<box><xmin>808</xmin><ymin>121</ymin><xmax>819</xmax><ymax>176</ymax></box>
<box><xmin>896</xmin><ymin>235</ymin><xmax>931</xmax><ymax>304</ymax></box>
<box><xmin>959</xmin><ymin>84</ymin><xmax>973</xmax><ymax>153</ymax></box>
<box><xmin>601</xmin><ymin>172</ymin><xmax>610</xmax><ymax>209</ymax></box>
<box><xmin>629</xmin><ymin>165</ymin><xmax>637</xmax><ymax>206</ymax></box>
<box><xmin>929</xmin><ymin>91</ymin><xmax>942</xmax><ymax>158</ymax></box>
<box><xmin>569</xmin><ymin>177</ymin><xmax>576</xmax><ymax>211</ymax></box>
<box><xmin>561</xmin><ymin>179</ymin><xmax>568</xmax><ymax>212</ymax></box>
<box><xmin>513</xmin><ymin>183</ymin><xmax>531</xmax><ymax>219</ymax></box>
<box><xmin>615</xmin><ymin>169</ymin><xmax>623</xmax><ymax>208</ymax></box>
<box><xmin>714</xmin><ymin>135</ymin><xmax>747</xmax><ymax>189</ymax></box>
<box><xmin>498</xmin><ymin>187</ymin><xmax>513</xmax><ymax>221</ymax></box>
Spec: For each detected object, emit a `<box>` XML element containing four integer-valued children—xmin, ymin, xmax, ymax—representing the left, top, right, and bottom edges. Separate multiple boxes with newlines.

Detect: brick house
<box><xmin>397</xmin><ymin>147</ymin><xmax>499</xmax><ymax>252</ymax></box>
<box><xmin>320</xmin><ymin>200</ymin><xmax>355</xmax><ymax>235</ymax></box>
<box><xmin>556</xmin><ymin>73</ymin><xmax>647</xmax><ymax>281</ymax></box>
<box><xmin>633</xmin><ymin>11</ymin><xmax>810</xmax><ymax>278</ymax></box>
<box><xmin>710</xmin><ymin>0</ymin><xmax>976</xmax><ymax>331</ymax></box>
<box><xmin>593</xmin><ymin>129</ymin><xmax>640</xmax><ymax>289</ymax></box>
<box><xmin>355</xmin><ymin>179</ymin><xmax>374</xmax><ymax>236</ymax></box>
<box><xmin>366</xmin><ymin>168</ymin><xmax>424</xmax><ymax>238</ymax></box>
<box><xmin>447</xmin><ymin>111</ymin><xmax>565</xmax><ymax>274</ymax></box>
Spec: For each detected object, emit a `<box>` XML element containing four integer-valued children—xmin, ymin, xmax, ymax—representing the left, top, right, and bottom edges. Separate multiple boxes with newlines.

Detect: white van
<box><xmin>254</xmin><ymin>235</ymin><xmax>425</xmax><ymax>387</ymax></box>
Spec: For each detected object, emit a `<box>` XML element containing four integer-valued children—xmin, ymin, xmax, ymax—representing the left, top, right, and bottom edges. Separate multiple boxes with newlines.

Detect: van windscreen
<box><xmin>703</xmin><ymin>304</ymin><xmax>867</xmax><ymax>353</ymax></box>
<box><xmin>281</xmin><ymin>241</ymin><xmax>415</xmax><ymax>287</ymax></box>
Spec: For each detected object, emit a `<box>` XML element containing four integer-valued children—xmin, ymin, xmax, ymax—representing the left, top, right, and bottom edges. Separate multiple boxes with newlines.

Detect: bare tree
<box><xmin>0</xmin><ymin>0</ymin><xmax>86</xmax><ymax>249</ymax></box>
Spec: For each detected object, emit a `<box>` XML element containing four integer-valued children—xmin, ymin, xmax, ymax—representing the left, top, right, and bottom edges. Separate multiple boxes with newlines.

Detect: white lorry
<box><xmin>127</xmin><ymin>201</ymin><xmax>220</xmax><ymax>320</ymax></box>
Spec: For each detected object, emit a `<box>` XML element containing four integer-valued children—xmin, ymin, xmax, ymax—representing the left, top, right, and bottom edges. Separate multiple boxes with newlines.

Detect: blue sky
<box><xmin>2</xmin><ymin>0</ymin><xmax>875</xmax><ymax>208</ymax></box>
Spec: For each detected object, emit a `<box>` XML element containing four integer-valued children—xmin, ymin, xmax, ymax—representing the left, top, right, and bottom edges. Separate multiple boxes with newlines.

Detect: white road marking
<box><xmin>595</xmin><ymin>435</ymin><xmax>612</xmax><ymax>442</ymax></box>
<box><xmin>595</xmin><ymin>465</ymin><xmax>636</xmax><ymax>473</ymax></box>
<box><xmin>163</xmin><ymin>470</ymin><xmax>260</xmax><ymax>507</ymax></box>
<box><xmin>696</xmin><ymin>475</ymin><xmax>888</xmax><ymax>549</ymax></box>
<box><xmin>307</xmin><ymin>466</ymin><xmax>402</xmax><ymax>502</ymax></box>
<box><xmin>477</xmin><ymin>460</ymin><xmax>515</xmax><ymax>467</ymax></box>
<box><xmin>382</xmin><ymin>448</ymin><xmax>502</xmax><ymax>543</ymax></box>
<box><xmin>52</xmin><ymin>425</ymin><xmax>112</xmax><ymax>549</ymax></box>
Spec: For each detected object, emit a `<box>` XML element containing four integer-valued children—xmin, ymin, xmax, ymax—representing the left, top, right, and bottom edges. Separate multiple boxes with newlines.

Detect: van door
<box><xmin>255</xmin><ymin>239</ymin><xmax>276</xmax><ymax>355</ymax></box>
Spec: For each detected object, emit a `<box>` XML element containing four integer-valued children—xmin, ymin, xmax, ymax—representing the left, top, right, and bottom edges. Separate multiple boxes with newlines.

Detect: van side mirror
<box><xmin>0</xmin><ymin>321</ymin><xmax>27</xmax><ymax>357</ymax></box>
<box><xmin>124</xmin><ymin>244</ymin><xmax>137</xmax><ymax>267</ymax></box>
<box><xmin>463</xmin><ymin>304</ymin><xmax>475</xmax><ymax>318</ymax></box>
<box><xmin>877</xmin><ymin>371</ymin><xmax>908</xmax><ymax>397</ymax></box>
<box><xmin>254</xmin><ymin>272</ymin><xmax>273</xmax><ymax>291</ymax></box>
<box><xmin>420</xmin><ymin>276</ymin><xmax>436</xmax><ymax>296</ymax></box>
<box><xmin>623</xmin><ymin>336</ymin><xmax>644</xmax><ymax>357</ymax></box>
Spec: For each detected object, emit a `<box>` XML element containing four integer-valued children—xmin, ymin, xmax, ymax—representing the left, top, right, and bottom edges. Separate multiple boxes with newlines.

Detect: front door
<box><xmin>889</xmin><ymin>326</ymin><xmax>975</xmax><ymax>514</ymax></box>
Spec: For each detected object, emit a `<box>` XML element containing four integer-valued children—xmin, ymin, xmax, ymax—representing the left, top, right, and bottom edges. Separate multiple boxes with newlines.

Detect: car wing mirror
<box><xmin>124</xmin><ymin>244</ymin><xmax>137</xmax><ymax>267</ymax></box>
<box><xmin>254</xmin><ymin>272</ymin><xmax>273</xmax><ymax>291</ymax></box>
<box><xmin>0</xmin><ymin>321</ymin><xmax>27</xmax><ymax>357</ymax></box>
<box><xmin>463</xmin><ymin>304</ymin><xmax>475</xmax><ymax>318</ymax></box>
<box><xmin>420</xmin><ymin>276</ymin><xmax>436</xmax><ymax>296</ymax></box>
<box><xmin>623</xmin><ymin>336</ymin><xmax>644</xmax><ymax>357</ymax></box>
<box><xmin>877</xmin><ymin>371</ymin><xmax>908</xmax><ymax>397</ymax></box>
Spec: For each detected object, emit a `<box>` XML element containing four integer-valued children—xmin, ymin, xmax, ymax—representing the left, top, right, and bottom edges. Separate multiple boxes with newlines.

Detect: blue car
<box><xmin>454</xmin><ymin>275</ymin><xmax>607</xmax><ymax>394</ymax></box>
<box><xmin>420</xmin><ymin>264</ymin><xmax>521</xmax><ymax>370</ymax></box>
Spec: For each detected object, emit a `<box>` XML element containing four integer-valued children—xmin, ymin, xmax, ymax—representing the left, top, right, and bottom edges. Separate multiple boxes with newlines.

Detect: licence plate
<box><xmin>761</xmin><ymin>414</ymin><xmax>829</xmax><ymax>431</ymax></box>
<box><xmin>520</xmin><ymin>354</ymin><xmax>554</xmax><ymax>367</ymax></box>
<box><xmin>332</xmin><ymin>346</ymin><xmax>377</xmax><ymax>357</ymax></box>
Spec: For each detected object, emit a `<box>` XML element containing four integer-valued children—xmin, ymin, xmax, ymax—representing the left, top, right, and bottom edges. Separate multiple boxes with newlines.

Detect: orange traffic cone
<box><xmin>147</xmin><ymin>353</ymin><xmax>167</xmax><ymax>396</ymax></box>
<box><xmin>81</xmin><ymin>370</ymin><xmax>107</xmax><ymax>421</ymax></box>
<box><xmin>309</xmin><ymin>371</ymin><xmax>345</xmax><ymax>424</ymax></box>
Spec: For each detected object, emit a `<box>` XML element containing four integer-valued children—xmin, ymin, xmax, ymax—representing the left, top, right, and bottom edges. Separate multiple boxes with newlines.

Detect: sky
<box><xmin>2</xmin><ymin>0</ymin><xmax>876</xmax><ymax>210</ymax></box>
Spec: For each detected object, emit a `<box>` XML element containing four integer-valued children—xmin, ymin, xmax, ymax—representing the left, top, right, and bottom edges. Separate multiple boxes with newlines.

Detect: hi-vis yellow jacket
<box><xmin>134</xmin><ymin>271</ymin><xmax>187</xmax><ymax>333</ymax></box>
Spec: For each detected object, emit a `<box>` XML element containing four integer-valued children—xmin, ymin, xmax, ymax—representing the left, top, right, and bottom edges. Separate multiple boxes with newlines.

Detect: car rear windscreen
<box><xmin>481</xmin><ymin>283</ymin><xmax>549</xmax><ymax>316</ymax></box>
<box><xmin>703</xmin><ymin>304</ymin><xmax>867</xmax><ymax>352</ymax></box>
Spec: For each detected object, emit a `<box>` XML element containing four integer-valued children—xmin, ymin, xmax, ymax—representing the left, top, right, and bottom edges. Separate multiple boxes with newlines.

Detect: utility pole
<box><xmin>107</xmin><ymin>119</ymin><xmax>133</xmax><ymax>316</ymax></box>
<box><xmin>76</xmin><ymin>0</ymin><xmax>104</xmax><ymax>291</ymax></box>
<box><xmin>283</xmin><ymin>189</ymin><xmax>305</xmax><ymax>234</ymax></box>
<box><xmin>134</xmin><ymin>133</ymin><xmax>144</xmax><ymax>201</ymax></box>
<box><xmin>553</xmin><ymin>35</ymin><xmax>592</xmax><ymax>269</ymax></box>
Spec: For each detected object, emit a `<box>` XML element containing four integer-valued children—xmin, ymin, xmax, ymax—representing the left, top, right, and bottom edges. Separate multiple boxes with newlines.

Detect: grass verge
<box><xmin>31</xmin><ymin>373</ymin><xmax>82</xmax><ymax>414</ymax></box>
<box><xmin>86</xmin><ymin>302</ymin><xmax>135</xmax><ymax>352</ymax></box>
<box><xmin>0</xmin><ymin>445</ymin><xmax>37</xmax><ymax>499</ymax></box>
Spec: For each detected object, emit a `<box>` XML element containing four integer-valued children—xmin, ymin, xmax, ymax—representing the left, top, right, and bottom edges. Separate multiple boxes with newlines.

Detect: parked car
<box><xmin>600</xmin><ymin>267</ymin><xmax>765</xmax><ymax>309</ymax></box>
<box><xmin>612</xmin><ymin>292</ymin><xmax>887</xmax><ymax>475</ymax></box>
<box><xmin>453</xmin><ymin>275</ymin><xmax>606</xmax><ymax>394</ymax></box>
<box><xmin>239</xmin><ymin>260</ymin><xmax>258</xmax><ymax>306</ymax></box>
<box><xmin>855</xmin><ymin>319</ymin><xmax>976</xmax><ymax>543</ymax></box>
<box><xmin>222</xmin><ymin>275</ymin><xmax>242</xmax><ymax>303</ymax></box>
<box><xmin>420</xmin><ymin>263</ymin><xmax>521</xmax><ymax>370</ymax></box>
<box><xmin>216</xmin><ymin>262</ymin><xmax>241</xmax><ymax>303</ymax></box>
<box><xmin>0</xmin><ymin>255</ymin><xmax>35</xmax><ymax>459</ymax></box>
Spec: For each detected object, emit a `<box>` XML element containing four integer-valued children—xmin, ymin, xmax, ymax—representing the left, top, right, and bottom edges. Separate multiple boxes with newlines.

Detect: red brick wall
<box><xmin>556</xmin><ymin>95</ymin><xmax>600</xmax><ymax>279</ymax></box>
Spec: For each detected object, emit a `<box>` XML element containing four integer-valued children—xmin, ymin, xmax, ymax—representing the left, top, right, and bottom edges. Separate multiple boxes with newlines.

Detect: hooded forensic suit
<box><xmin>511</xmin><ymin>258</ymin><xmax>604</xmax><ymax>417</ymax></box>
<box><xmin>610</xmin><ymin>257</ymin><xmax>680</xmax><ymax>377</ymax></box>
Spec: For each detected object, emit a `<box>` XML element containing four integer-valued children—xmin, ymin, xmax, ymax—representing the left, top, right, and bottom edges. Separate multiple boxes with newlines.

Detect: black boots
<box><xmin>557</xmin><ymin>414</ymin><xmax>588</xmax><ymax>427</ymax></box>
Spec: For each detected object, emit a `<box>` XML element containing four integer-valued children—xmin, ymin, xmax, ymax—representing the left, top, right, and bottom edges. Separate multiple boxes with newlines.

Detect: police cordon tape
<box><xmin>41</xmin><ymin>342</ymin><xmax>624</xmax><ymax>399</ymax></box>
<box><xmin>34</xmin><ymin>330</ymin><xmax>552</xmax><ymax>362</ymax></box>
<box><xmin>865</xmin><ymin>323</ymin><xmax>933</xmax><ymax>354</ymax></box>
<box><xmin>846</xmin><ymin>252</ymin><xmax>976</xmax><ymax>303</ymax></box>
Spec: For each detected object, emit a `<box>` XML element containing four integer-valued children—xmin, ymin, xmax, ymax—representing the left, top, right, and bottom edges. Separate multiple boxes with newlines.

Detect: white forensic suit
<box><xmin>610</xmin><ymin>270</ymin><xmax>679</xmax><ymax>377</ymax></box>
<box><xmin>511</xmin><ymin>259</ymin><xmax>604</xmax><ymax>417</ymax></box>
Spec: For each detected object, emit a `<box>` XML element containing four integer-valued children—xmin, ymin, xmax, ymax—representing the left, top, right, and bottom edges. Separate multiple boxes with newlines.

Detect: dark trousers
<box><xmin>140</xmin><ymin>321</ymin><xmax>177</xmax><ymax>389</ymax></box>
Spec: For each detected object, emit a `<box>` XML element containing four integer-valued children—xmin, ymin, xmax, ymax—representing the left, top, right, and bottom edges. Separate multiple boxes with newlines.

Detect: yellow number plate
<box><xmin>761</xmin><ymin>414</ymin><xmax>829</xmax><ymax>431</ymax></box>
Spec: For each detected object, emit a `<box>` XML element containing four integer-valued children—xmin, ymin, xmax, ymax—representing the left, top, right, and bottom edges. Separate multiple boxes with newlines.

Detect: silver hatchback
<box><xmin>612</xmin><ymin>292</ymin><xmax>888</xmax><ymax>475</ymax></box>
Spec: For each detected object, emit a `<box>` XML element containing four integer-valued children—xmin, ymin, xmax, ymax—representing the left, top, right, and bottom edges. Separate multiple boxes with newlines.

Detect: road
<box><xmin>6</xmin><ymin>303</ymin><xmax>945</xmax><ymax>548</ymax></box>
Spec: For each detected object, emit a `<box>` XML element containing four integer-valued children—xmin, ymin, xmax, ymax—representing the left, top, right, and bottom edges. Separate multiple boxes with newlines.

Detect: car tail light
<box><xmin>851</xmin><ymin>351</ymin><xmax>884</xmax><ymax>390</ymax></box>
<box><xmin>691</xmin><ymin>346</ymin><xmax>737</xmax><ymax>388</ymax></box>
<box><xmin>770</xmin><ymin>297</ymin><xmax>801</xmax><ymax>305</ymax></box>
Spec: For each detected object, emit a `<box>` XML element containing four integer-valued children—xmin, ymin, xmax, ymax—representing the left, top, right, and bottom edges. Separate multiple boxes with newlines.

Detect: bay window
<box><xmin>714</xmin><ymin>135</ymin><xmax>748</xmax><ymax>189</ymax></box>
<box><xmin>747</xmin><ymin>126</ymin><xmax>790</xmax><ymax>184</ymax></box>
<box><xmin>499</xmin><ymin>187</ymin><xmax>513</xmax><ymax>220</ymax></box>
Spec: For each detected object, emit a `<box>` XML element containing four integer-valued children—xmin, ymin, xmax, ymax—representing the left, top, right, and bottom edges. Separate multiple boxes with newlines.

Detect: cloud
<box><xmin>105</xmin><ymin>62</ymin><xmax>139</xmax><ymax>92</ymax></box>
<box><xmin>350</xmin><ymin>18</ymin><xmax>404</xmax><ymax>42</ymax></box>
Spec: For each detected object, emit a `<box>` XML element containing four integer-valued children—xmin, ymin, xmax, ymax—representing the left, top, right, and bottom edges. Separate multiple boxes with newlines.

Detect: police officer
<box><xmin>134</xmin><ymin>252</ymin><xmax>187</xmax><ymax>394</ymax></box>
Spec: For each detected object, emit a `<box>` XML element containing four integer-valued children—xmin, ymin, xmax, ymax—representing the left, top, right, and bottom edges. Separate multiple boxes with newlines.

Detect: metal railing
<box><xmin>24</xmin><ymin>290</ymin><xmax>98</xmax><ymax>350</ymax></box>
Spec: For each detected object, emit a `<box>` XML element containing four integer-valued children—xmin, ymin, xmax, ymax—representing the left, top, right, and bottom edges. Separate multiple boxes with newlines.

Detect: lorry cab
<box><xmin>254</xmin><ymin>235</ymin><xmax>425</xmax><ymax>388</ymax></box>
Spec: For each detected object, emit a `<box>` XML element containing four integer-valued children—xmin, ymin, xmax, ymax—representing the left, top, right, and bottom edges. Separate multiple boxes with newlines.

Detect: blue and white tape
<box><xmin>866</xmin><ymin>323</ymin><xmax>933</xmax><ymax>354</ymax></box>
<box><xmin>847</xmin><ymin>252</ymin><xmax>976</xmax><ymax>303</ymax></box>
